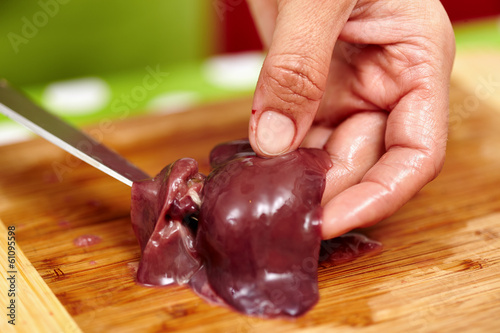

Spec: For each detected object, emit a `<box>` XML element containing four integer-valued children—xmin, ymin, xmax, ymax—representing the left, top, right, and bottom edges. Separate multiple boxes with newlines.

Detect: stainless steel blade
<box><xmin>0</xmin><ymin>79</ymin><xmax>149</xmax><ymax>186</ymax></box>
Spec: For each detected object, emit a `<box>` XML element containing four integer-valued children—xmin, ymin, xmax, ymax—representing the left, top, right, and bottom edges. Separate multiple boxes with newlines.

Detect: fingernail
<box><xmin>256</xmin><ymin>111</ymin><xmax>295</xmax><ymax>155</ymax></box>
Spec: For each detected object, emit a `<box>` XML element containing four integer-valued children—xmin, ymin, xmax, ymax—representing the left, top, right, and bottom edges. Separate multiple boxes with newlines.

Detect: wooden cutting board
<box><xmin>2</xmin><ymin>57</ymin><xmax>500</xmax><ymax>332</ymax></box>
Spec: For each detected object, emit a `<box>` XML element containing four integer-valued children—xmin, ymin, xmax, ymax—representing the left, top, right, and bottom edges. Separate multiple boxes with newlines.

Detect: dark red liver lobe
<box><xmin>196</xmin><ymin>143</ymin><xmax>331</xmax><ymax>317</ymax></box>
<box><xmin>130</xmin><ymin>140</ymin><xmax>380</xmax><ymax>318</ymax></box>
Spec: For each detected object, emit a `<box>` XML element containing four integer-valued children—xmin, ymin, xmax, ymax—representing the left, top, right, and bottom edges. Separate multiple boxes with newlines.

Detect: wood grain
<box><xmin>0</xmin><ymin>221</ymin><xmax>82</xmax><ymax>333</ymax></box>
<box><xmin>1</xmin><ymin>53</ymin><xmax>500</xmax><ymax>332</ymax></box>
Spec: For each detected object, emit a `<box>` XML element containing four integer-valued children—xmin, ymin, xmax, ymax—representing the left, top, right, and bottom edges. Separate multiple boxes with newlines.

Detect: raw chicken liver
<box><xmin>130</xmin><ymin>140</ymin><xmax>380</xmax><ymax>318</ymax></box>
<box><xmin>196</xmin><ymin>140</ymin><xmax>331</xmax><ymax>317</ymax></box>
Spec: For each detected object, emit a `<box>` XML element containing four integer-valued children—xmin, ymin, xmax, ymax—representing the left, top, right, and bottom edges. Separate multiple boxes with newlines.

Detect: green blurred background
<box><xmin>0</xmin><ymin>0</ymin><xmax>264</xmax><ymax>144</ymax></box>
<box><xmin>1</xmin><ymin>0</ymin><xmax>213</xmax><ymax>85</ymax></box>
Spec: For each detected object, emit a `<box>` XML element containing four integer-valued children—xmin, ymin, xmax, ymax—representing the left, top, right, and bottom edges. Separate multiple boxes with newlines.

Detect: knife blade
<box><xmin>0</xmin><ymin>79</ymin><xmax>149</xmax><ymax>186</ymax></box>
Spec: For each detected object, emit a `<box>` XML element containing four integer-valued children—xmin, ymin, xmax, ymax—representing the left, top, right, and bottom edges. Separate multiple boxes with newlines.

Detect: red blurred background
<box><xmin>219</xmin><ymin>0</ymin><xmax>500</xmax><ymax>53</ymax></box>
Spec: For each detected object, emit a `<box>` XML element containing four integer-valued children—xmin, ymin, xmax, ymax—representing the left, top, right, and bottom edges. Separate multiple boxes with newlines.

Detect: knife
<box><xmin>0</xmin><ymin>79</ymin><xmax>149</xmax><ymax>186</ymax></box>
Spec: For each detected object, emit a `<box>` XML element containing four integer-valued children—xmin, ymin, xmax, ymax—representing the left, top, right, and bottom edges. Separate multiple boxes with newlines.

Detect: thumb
<box><xmin>249</xmin><ymin>0</ymin><xmax>355</xmax><ymax>157</ymax></box>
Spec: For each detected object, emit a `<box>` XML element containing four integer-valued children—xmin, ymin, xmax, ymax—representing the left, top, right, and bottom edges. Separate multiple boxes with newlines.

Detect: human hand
<box><xmin>246</xmin><ymin>0</ymin><xmax>455</xmax><ymax>239</ymax></box>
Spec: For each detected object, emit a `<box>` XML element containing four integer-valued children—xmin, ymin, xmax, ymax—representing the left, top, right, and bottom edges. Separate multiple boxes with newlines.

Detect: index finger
<box><xmin>248</xmin><ymin>0</ymin><xmax>356</xmax><ymax>156</ymax></box>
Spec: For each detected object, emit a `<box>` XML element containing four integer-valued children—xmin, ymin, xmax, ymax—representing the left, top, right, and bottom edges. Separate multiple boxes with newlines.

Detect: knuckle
<box><xmin>429</xmin><ymin>141</ymin><xmax>447</xmax><ymax>178</ymax></box>
<box><xmin>419</xmin><ymin>152</ymin><xmax>440</xmax><ymax>182</ymax></box>
<box><xmin>263</xmin><ymin>54</ymin><xmax>327</xmax><ymax>108</ymax></box>
<box><xmin>410</xmin><ymin>148</ymin><xmax>443</xmax><ymax>183</ymax></box>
